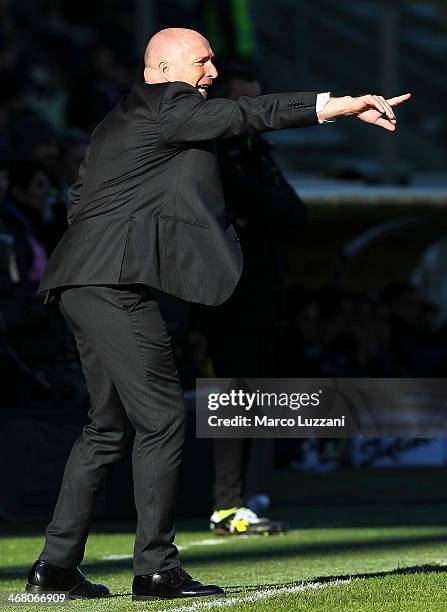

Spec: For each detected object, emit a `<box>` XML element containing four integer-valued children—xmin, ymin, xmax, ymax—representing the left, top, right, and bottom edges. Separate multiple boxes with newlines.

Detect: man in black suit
<box><xmin>25</xmin><ymin>27</ymin><xmax>411</xmax><ymax>601</ymax></box>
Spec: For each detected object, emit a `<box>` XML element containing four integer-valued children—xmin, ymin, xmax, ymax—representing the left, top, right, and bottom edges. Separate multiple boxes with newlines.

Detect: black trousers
<box><xmin>213</xmin><ymin>438</ymin><xmax>252</xmax><ymax>509</ymax></box>
<box><xmin>208</xmin><ymin>330</ymin><xmax>260</xmax><ymax>510</ymax></box>
<box><xmin>39</xmin><ymin>285</ymin><xmax>186</xmax><ymax>575</ymax></box>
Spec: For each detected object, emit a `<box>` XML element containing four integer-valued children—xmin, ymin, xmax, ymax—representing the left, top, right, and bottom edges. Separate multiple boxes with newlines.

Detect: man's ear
<box><xmin>159</xmin><ymin>61</ymin><xmax>169</xmax><ymax>76</ymax></box>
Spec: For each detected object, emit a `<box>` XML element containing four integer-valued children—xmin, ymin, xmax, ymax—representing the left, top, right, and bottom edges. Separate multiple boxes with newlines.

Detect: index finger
<box><xmin>386</xmin><ymin>93</ymin><xmax>412</xmax><ymax>107</ymax></box>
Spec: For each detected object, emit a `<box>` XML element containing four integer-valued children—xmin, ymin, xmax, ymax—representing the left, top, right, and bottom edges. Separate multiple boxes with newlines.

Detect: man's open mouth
<box><xmin>197</xmin><ymin>84</ymin><xmax>210</xmax><ymax>95</ymax></box>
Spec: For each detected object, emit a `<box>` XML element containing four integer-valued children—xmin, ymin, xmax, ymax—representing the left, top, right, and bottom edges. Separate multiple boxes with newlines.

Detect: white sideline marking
<box><xmin>187</xmin><ymin>539</ymin><xmax>231</xmax><ymax>547</ymax></box>
<box><xmin>100</xmin><ymin>538</ymin><xmax>229</xmax><ymax>561</ymax></box>
<box><xmin>160</xmin><ymin>578</ymin><xmax>354</xmax><ymax>612</ymax></box>
<box><xmin>0</xmin><ymin>540</ymin><xmax>229</xmax><ymax>573</ymax></box>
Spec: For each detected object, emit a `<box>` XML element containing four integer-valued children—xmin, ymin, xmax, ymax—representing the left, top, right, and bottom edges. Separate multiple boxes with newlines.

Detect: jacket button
<box><xmin>233</xmin><ymin>235</ymin><xmax>240</xmax><ymax>242</ymax></box>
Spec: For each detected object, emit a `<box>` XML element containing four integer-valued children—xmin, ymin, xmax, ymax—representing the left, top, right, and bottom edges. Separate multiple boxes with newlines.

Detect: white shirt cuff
<box><xmin>316</xmin><ymin>92</ymin><xmax>335</xmax><ymax>124</ymax></box>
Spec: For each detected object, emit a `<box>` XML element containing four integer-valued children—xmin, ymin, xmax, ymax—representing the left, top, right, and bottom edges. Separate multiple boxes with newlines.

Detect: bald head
<box><xmin>143</xmin><ymin>28</ymin><xmax>218</xmax><ymax>97</ymax></box>
<box><xmin>145</xmin><ymin>28</ymin><xmax>208</xmax><ymax>70</ymax></box>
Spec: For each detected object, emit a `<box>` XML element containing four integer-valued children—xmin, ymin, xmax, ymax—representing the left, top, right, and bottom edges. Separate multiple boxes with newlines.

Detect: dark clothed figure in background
<box><xmin>8</xmin><ymin>116</ymin><xmax>71</xmax><ymax>256</ymax></box>
<box><xmin>1</xmin><ymin>160</ymin><xmax>51</xmax><ymax>285</ymax></box>
<box><xmin>196</xmin><ymin>66</ymin><xmax>306</xmax><ymax>535</ymax></box>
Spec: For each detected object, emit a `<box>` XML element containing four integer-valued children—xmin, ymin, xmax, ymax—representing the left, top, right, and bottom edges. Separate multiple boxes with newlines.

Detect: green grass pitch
<box><xmin>1</xmin><ymin>469</ymin><xmax>447</xmax><ymax>611</ymax></box>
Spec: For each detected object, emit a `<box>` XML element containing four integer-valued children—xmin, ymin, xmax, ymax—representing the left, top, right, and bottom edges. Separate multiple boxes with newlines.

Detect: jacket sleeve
<box><xmin>159</xmin><ymin>82</ymin><xmax>318</xmax><ymax>145</ymax></box>
<box><xmin>67</xmin><ymin>146</ymin><xmax>90</xmax><ymax>226</ymax></box>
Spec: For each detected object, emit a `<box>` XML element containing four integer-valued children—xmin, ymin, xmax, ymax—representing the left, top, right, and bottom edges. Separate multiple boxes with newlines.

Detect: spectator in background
<box><xmin>41</xmin><ymin>127</ymin><xmax>91</xmax><ymax>249</ymax></box>
<box><xmin>10</xmin><ymin>115</ymin><xmax>60</xmax><ymax>179</ymax></box>
<box><xmin>2</xmin><ymin>159</ymin><xmax>51</xmax><ymax>285</ymax></box>
<box><xmin>9</xmin><ymin>117</ymin><xmax>79</xmax><ymax>252</ymax></box>
<box><xmin>0</xmin><ymin>156</ymin><xmax>20</xmax><ymax>287</ymax></box>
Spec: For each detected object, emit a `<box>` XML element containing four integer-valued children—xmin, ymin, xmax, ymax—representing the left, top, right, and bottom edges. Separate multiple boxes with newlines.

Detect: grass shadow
<box><xmin>1</xmin><ymin>564</ymin><xmax>445</xmax><ymax>601</ymax></box>
<box><xmin>223</xmin><ymin>563</ymin><xmax>447</xmax><ymax>594</ymax></box>
<box><xmin>2</xmin><ymin>532</ymin><xmax>447</xmax><ymax>579</ymax></box>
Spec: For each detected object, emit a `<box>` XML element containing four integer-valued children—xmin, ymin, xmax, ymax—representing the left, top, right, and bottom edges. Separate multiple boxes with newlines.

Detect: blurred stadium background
<box><xmin>1</xmin><ymin>1</ymin><xmax>447</xmax><ymax>608</ymax></box>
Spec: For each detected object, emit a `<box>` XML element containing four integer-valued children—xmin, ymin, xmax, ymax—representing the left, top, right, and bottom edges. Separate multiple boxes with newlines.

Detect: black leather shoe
<box><xmin>132</xmin><ymin>567</ymin><xmax>224</xmax><ymax>600</ymax></box>
<box><xmin>26</xmin><ymin>560</ymin><xmax>110</xmax><ymax>599</ymax></box>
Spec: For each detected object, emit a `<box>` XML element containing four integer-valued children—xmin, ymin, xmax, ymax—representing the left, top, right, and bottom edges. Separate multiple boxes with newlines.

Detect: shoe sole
<box><xmin>211</xmin><ymin>528</ymin><xmax>288</xmax><ymax>536</ymax></box>
<box><xmin>25</xmin><ymin>584</ymin><xmax>110</xmax><ymax>599</ymax></box>
<box><xmin>26</xmin><ymin>584</ymin><xmax>69</xmax><ymax>597</ymax></box>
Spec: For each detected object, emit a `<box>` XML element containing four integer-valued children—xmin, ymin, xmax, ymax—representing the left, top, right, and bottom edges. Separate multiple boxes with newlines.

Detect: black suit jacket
<box><xmin>39</xmin><ymin>81</ymin><xmax>318</xmax><ymax>305</ymax></box>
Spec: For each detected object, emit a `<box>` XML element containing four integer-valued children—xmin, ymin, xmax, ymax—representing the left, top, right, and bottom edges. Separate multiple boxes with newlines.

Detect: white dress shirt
<box><xmin>316</xmin><ymin>92</ymin><xmax>334</xmax><ymax>123</ymax></box>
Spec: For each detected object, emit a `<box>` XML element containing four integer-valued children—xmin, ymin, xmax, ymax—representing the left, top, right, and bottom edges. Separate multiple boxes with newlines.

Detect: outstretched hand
<box><xmin>351</xmin><ymin>93</ymin><xmax>412</xmax><ymax>131</ymax></box>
